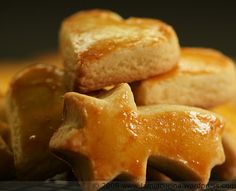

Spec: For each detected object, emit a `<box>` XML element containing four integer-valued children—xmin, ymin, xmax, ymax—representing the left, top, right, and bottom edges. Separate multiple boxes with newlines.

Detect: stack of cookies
<box><xmin>0</xmin><ymin>9</ymin><xmax>236</xmax><ymax>191</ymax></box>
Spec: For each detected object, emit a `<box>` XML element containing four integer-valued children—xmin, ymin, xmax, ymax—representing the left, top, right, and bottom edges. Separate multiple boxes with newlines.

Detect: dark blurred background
<box><xmin>0</xmin><ymin>1</ymin><xmax>235</xmax><ymax>59</ymax></box>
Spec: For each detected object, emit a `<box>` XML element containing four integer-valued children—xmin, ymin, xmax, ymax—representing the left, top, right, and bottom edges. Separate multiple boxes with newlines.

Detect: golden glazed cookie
<box><xmin>50</xmin><ymin>83</ymin><xmax>225</xmax><ymax>191</ymax></box>
<box><xmin>132</xmin><ymin>48</ymin><xmax>236</xmax><ymax>108</ymax></box>
<box><xmin>0</xmin><ymin>52</ymin><xmax>62</xmax><ymax>94</ymax></box>
<box><xmin>6</xmin><ymin>64</ymin><xmax>68</xmax><ymax>180</ymax></box>
<box><xmin>60</xmin><ymin>9</ymin><xmax>180</xmax><ymax>92</ymax></box>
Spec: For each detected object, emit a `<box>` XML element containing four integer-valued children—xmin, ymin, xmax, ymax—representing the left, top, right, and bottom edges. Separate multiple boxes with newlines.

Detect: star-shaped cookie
<box><xmin>50</xmin><ymin>83</ymin><xmax>225</xmax><ymax>191</ymax></box>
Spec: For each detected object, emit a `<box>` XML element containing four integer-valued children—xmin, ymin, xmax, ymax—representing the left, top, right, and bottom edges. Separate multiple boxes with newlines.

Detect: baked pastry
<box><xmin>0</xmin><ymin>52</ymin><xmax>62</xmax><ymax>94</ymax></box>
<box><xmin>6</xmin><ymin>64</ymin><xmax>68</xmax><ymax>180</ymax></box>
<box><xmin>50</xmin><ymin>83</ymin><xmax>225</xmax><ymax>191</ymax></box>
<box><xmin>211</xmin><ymin>101</ymin><xmax>236</xmax><ymax>180</ymax></box>
<box><xmin>60</xmin><ymin>9</ymin><xmax>180</xmax><ymax>92</ymax></box>
<box><xmin>132</xmin><ymin>48</ymin><xmax>236</xmax><ymax>108</ymax></box>
<box><xmin>0</xmin><ymin>122</ymin><xmax>15</xmax><ymax>180</ymax></box>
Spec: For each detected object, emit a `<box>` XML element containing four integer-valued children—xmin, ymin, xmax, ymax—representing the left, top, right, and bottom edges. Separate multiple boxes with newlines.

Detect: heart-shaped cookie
<box><xmin>60</xmin><ymin>9</ymin><xmax>180</xmax><ymax>92</ymax></box>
